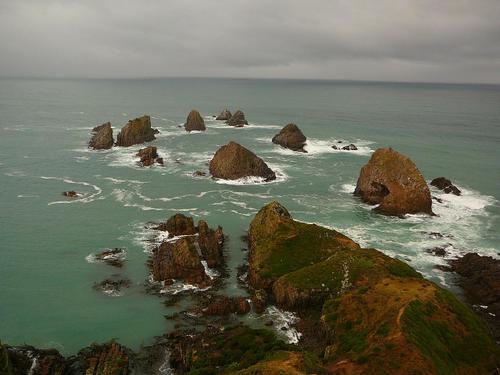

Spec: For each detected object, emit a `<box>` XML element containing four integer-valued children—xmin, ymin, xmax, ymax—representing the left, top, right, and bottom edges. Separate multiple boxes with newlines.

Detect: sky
<box><xmin>1</xmin><ymin>0</ymin><xmax>500</xmax><ymax>83</ymax></box>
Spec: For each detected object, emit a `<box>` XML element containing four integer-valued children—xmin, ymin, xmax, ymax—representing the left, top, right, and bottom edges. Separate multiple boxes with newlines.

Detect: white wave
<box><xmin>40</xmin><ymin>176</ymin><xmax>103</xmax><ymax>205</ymax></box>
<box><xmin>17</xmin><ymin>194</ymin><xmax>39</xmax><ymax>198</ymax></box>
<box><xmin>263</xmin><ymin>306</ymin><xmax>302</xmax><ymax>344</ymax></box>
<box><xmin>104</xmin><ymin>177</ymin><xmax>146</xmax><ymax>185</ymax></box>
<box><xmin>340</xmin><ymin>183</ymin><xmax>356</xmax><ymax>194</ymax></box>
<box><xmin>201</xmin><ymin>260</ymin><xmax>220</xmax><ymax>279</ymax></box>
<box><xmin>4</xmin><ymin>170</ymin><xmax>26</xmax><ymax>177</ymax></box>
<box><xmin>209</xmin><ymin>122</ymin><xmax>281</xmax><ymax>130</ymax></box>
<box><xmin>159</xmin><ymin>281</ymin><xmax>211</xmax><ymax>295</ymax></box>
<box><xmin>214</xmin><ymin>165</ymin><xmax>287</xmax><ymax>186</ymax></box>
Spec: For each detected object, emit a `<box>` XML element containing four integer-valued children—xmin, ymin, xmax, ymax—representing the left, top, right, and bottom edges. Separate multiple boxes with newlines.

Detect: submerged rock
<box><xmin>184</xmin><ymin>110</ymin><xmax>206</xmax><ymax>132</ymax></box>
<box><xmin>93</xmin><ymin>248</ymin><xmax>126</xmax><ymax>267</ymax></box>
<box><xmin>88</xmin><ymin>122</ymin><xmax>114</xmax><ymax>150</ymax></box>
<box><xmin>431</xmin><ymin>177</ymin><xmax>461</xmax><ymax>196</ymax></box>
<box><xmin>209</xmin><ymin>141</ymin><xmax>276</xmax><ymax>181</ymax></box>
<box><xmin>136</xmin><ymin>146</ymin><xmax>163</xmax><ymax>167</ymax></box>
<box><xmin>193</xmin><ymin>170</ymin><xmax>207</xmax><ymax>177</ymax></box>
<box><xmin>62</xmin><ymin>191</ymin><xmax>79</xmax><ymax>198</ymax></box>
<box><xmin>215</xmin><ymin>109</ymin><xmax>232</xmax><ymax>121</ymax></box>
<box><xmin>272</xmin><ymin>123</ymin><xmax>307</xmax><ymax>152</ymax></box>
<box><xmin>226</xmin><ymin>110</ymin><xmax>248</xmax><ymax>127</ymax></box>
<box><xmin>354</xmin><ymin>147</ymin><xmax>433</xmax><ymax>216</ymax></box>
<box><xmin>93</xmin><ymin>278</ymin><xmax>131</xmax><ymax>296</ymax></box>
<box><xmin>116</xmin><ymin>115</ymin><xmax>157</xmax><ymax>147</ymax></box>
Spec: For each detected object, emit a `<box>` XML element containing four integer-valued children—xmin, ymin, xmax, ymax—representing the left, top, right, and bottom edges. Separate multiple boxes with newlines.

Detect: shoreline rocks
<box><xmin>272</xmin><ymin>123</ymin><xmax>307</xmax><ymax>152</ymax></box>
<box><xmin>209</xmin><ymin>141</ymin><xmax>276</xmax><ymax>181</ymax></box>
<box><xmin>215</xmin><ymin>109</ymin><xmax>232</xmax><ymax>121</ymax></box>
<box><xmin>184</xmin><ymin>110</ymin><xmax>206</xmax><ymax>132</ymax></box>
<box><xmin>431</xmin><ymin>177</ymin><xmax>461</xmax><ymax>196</ymax></box>
<box><xmin>226</xmin><ymin>110</ymin><xmax>248</xmax><ymax>127</ymax></box>
<box><xmin>88</xmin><ymin>122</ymin><xmax>114</xmax><ymax>150</ymax></box>
<box><xmin>116</xmin><ymin>115</ymin><xmax>157</xmax><ymax>147</ymax></box>
<box><xmin>136</xmin><ymin>146</ymin><xmax>163</xmax><ymax>167</ymax></box>
<box><xmin>93</xmin><ymin>248</ymin><xmax>126</xmax><ymax>267</ymax></box>
<box><xmin>354</xmin><ymin>147</ymin><xmax>433</xmax><ymax>216</ymax></box>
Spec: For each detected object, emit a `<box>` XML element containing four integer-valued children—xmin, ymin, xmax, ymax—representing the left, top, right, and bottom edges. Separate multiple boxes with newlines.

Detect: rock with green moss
<box><xmin>184</xmin><ymin>109</ymin><xmax>206</xmax><ymax>132</ymax></box>
<box><xmin>209</xmin><ymin>141</ymin><xmax>276</xmax><ymax>181</ymax></box>
<box><xmin>354</xmin><ymin>147</ymin><xmax>433</xmax><ymax>216</ymax></box>
<box><xmin>115</xmin><ymin>115</ymin><xmax>157</xmax><ymax>147</ymax></box>
<box><xmin>248</xmin><ymin>201</ymin><xmax>500</xmax><ymax>374</ymax></box>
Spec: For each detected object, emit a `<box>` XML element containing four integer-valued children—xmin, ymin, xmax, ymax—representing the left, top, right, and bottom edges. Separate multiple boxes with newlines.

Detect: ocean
<box><xmin>0</xmin><ymin>77</ymin><xmax>499</xmax><ymax>354</ymax></box>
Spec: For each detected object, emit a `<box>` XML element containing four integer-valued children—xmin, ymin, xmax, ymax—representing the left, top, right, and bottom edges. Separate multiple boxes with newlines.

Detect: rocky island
<box><xmin>115</xmin><ymin>115</ymin><xmax>157</xmax><ymax>147</ymax></box>
<box><xmin>272</xmin><ymin>123</ymin><xmax>307</xmax><ymax>152</ymax></box>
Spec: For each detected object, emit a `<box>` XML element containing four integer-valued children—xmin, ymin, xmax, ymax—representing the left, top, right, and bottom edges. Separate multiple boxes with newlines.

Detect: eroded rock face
<box><xmin>449</xmin><ymin>253</ymin><xmax>500</xmax><ymax>321</ymax></box>
<box><xmin>226</xmin><ymin>110</ymin><xmax>248</xmax><ymax>127</ymax></box>
<box><xmin>209</xmin><ymin>142</ymin><xmax>276</xmax><ymax>181</ymax></box>
<box><xmin>155</xmin><ymin>213</ymin><xmax>196</xmax><ymax>237</ymax></box>
<box><xmin>197</xmin><ymin>220</ymin><xmax>224</xmax><ymax>268</ymax></box>
<box><xmin>431</xmin><ymin>177</ymin><xmax>461</xmax><ymax>196</ymax></box>
<box><xmin>116</xmin><ymin>115</ymin><xmax>157</xmax><ymax>147</ymax></box>
<box><xmin>151</xmin><ymin>238</ymin><xmax>210</xmax><ymax>287</ymax></box>
<box><xmin>215</xmin><ymin>109</ymin><xmax>232</xmax><ymax>121</ymax></box>
<box><xmin>272</xmin><ymin>123</ymin><xmax>307</xmax><ymax>152</ymax></box>
<box><xmin>89</xmin><ymin>122</ymin><xmax>114</xmax><ymax>150</ymax></box>
<box><xmin>354</xmin><ymin>148</ymin><xmax>433</xmax><ymax>216</ymax></box>
<box><xmin>184</xmin><ymin>110</ymin><xmax>206</xmax><ymax>132</ymax></box>
<box><xmin>68</xmin><ymin>341</ymin><xmax>131</xmax><ymax>375</ymax></box>
<box><xmin>136</xmin><ymin>146</ymin><xmax>162</xmax><ymax>166</ymax></box>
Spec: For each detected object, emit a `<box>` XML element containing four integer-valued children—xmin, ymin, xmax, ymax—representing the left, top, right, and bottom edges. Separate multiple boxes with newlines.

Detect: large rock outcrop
<box><xmin>89</xmin><ymin>122</ymin><xmax>114</xmax><ymax>150</ymax></box>
<box><xmin>272</xmin><ymin>123</ymin><xmax>307</xmax><ymax>152</ymax></box>
<box><xmin>226</xmin><ymin>110</ymin><xmax>248</xmax><ymax>127</ymax></box>
<box><xmin>209</xmin><ymin>142</ymin><xmax>276</xmax><ymax>181</ymax></box>
<box><xmin>184</xmin><ymin>110</ymin><xmax>206</xmax><ymax>132</ymax></box>
<box><xmin>246</xmin><ymin>201</ymin><xmax>500</xmax><ymax>374</ymax></box>
<box><xmin>215</xmin><ymin>109</ymin><xmax>232</xmax><ymax>121</ymax></box>
<box><xmin>150</xmin><ymin>214</ymin><xmax>225</xmax><ymax>287</ymax></box>
<box><xmin>115</xmin><ymin>115</ymin><xmax>157</xmax><ymax>147</ymax></box>
<box><xmin>354</xmin><ymin>147</ymin><xmax>433</xmax><ymax>216</ymax></box>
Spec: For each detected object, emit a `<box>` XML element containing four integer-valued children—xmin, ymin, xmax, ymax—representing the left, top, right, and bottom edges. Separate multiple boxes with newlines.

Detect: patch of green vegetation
<box><xmin>385</xmin><ymin>259</ymin><xmax>422</xmax><ymax>279</ymax></box>
<box><xmin>338</xmin><ymin>329</ymin><xmax>368</xmax><ymax>354</ymax></box>
<box><xmin>402</xmin><ymin>295</ymin><xmax>500</xmax><ymax>375</ymax></box>
<box><xmin>187</xmin><ymin>326</ymin><xmax>294</xmax><ymax>374</ymax></box>
<box><xmin>376</xmin><ymin>322</ymin><xmax>390</xmax><ymax>337</ymax></box>
<box><xmin>357</xmin><ymin>286</ymin><xmax>370</xmax><ymax>294</ymax></box>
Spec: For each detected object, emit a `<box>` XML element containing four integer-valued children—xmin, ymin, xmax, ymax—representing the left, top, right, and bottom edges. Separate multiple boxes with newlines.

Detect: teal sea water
<box><xmin>1</xmin><ymin>77</ymin><xmax>499</xmax><ymax>354</ymax></box>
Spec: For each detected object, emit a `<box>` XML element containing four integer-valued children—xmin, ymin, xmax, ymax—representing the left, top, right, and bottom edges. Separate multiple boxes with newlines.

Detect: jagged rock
<box><xmin>0</xmin><ymin>344</ymin><xmax>66</xmax><ymax>375</ymax></box>
<box><xmin>226</xmin><ymin>110</ymin><xmax>248</xmax><ymax>127</ymax></box>
<box><xmin>449</xmin><ymin>253</ymin><xmax>500</xmax><ymax>321</ymax></box>
<box><xmin>93</xmin><ymin>278</ymin><xmax>131</xmax><ymax>296</ymax></box>
<box><xmin>154</xmin><ymin>213</ymin><xmax>196</xmax><ymax>237</ymax></box>
<box><xmin>272</xmin><ymin>124</ymin><xmax>307</xmax><ymax>152</ymax></box>
<box><xmin>184</xmin><ymin>110</ymin><xmax>206</xmax><ymax>132</ymax></box>
<box><xmin>209</xmin><ymin>142</ymin><xmax>276</xmax><ymax>181</ymax></box>
<box><xmin>136</xmin><ymin>146</ymin><xmax>162</xmax><ymax>166</ymax></box>
<box><xmin>354</xmin><ymin>147</ymin><xmax>433</xmax><ymax>216</ymax></box>
<box><xmin>197</xmin><ymin>220</ymin><xmax>224</xmax><ymax>268</ymax></box>
<box><xmin>67</xmin><ymin>341</ymin><xmax>131</xmax><ymax>375</ymax></box>
<box><xmin>195</xmin><ymin>296</ymin><xmax>251</xmax><ymax>316</ymax></box>
<box><xmin>116</xmin><ymin>115</ymin><xmax>157</xmax><ymax>147</ymax></box>
<box><xmin>150</xmin><ymin>238</ymin><xmax>209</xmax><ymax>287</ymax></box>
<box><xmin>431</xmin><ymin>177</ymin><xmax>461</xmax><ymax>196</ymax></box>
<box><xmin>94</xmin><ymin>248</ymin><xmax>126</xmax><ymax>267</ymax></box>
<box><xmin>342</xmin><ymin>143</ymin><xmax>358</xmax><ymax>150</ymax></box>
<box><xmin>89</xmin><ymin>122</ymin><xmax>114</xmax><ymax>150</ymax></box>
<box><xmin>215</xmin><ymin>109</ymin><xmax>232</xmax><ymax>121</ymax></box>
<box><xmin>425</xmin><ymin>246</ymin><xmax>449</xmax><ymax>257</ymax></box>
<box><xmin>62</xmin><ymin>191</ymin><xmax>79</xmax><ymax>198</ymax></box>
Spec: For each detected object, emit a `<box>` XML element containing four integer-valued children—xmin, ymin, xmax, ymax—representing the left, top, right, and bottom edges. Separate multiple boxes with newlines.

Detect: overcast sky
<box><xmin>1</xmin><ymin>0</ymin><xmax>499</xmax><ymax>83</ymax></box>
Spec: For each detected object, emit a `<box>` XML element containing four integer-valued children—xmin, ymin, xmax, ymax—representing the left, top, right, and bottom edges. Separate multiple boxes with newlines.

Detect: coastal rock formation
<box><xmin>272</xmin><ymin>123</ymin><xmax>307</xmax><ymax>152</ymax></box>
<box><xmin>151</xmin><ymin>238</ymin><xmax>210</xmax><ymax>287</ymax></box>
<box><xmin>93</xmin><ymin>278</ymin><xmax>131</xmax><ymax>296</ymax></box>
<box><xmin>184</xmin><ymin>110</ymin><xmax>206</xmax><ymax>132</ymax></box>
<box><xmin>68</xmin><ymin>341</ymin><xmax>132</xmax><ymax>375</ymax></box>
<box><xmin>431</xmin><ymin>177</ymin><xmax>462</xmax><ymax>196</ymax></box>
<box><xmin>342</xmin><ymin>143</ymin><xmax>358</xmax><ymax>150</ymax></box>
<box><xmin>209</xmin><ymin>141</ymin><xmax>276</xmax><ymax>181</ymax></box>
<box><xmin>246</xmin><ymin>201</ymin><xmax>500</xmax><ymax>374</ymax></box>
<box><xmin>354</xmin><ymin>147</ymin><xmax>433</xmax><ymax>216</ymax></box>
<box><xmin>195</xmin><ymin>295</ymin><xmax>251</xmax><ymax>316</ymax></box>
<box><xmin>93</xmin><ymin>248</ymin><xmax>126</xmax><ymax>267</ymax></box>
<box><xmin>88</xmin><ymin>122</ymin><xmax>114</xmax><ymax>150</ymax></box>
<box><xmin>136</xmin><ymin>146</ymin><xmax>163</xmax><ymax>166</ymax></box>
<box><xmin>149</xmin><ymin>214</ymin><xmax>225</xmax><ymax>288</ymax></box>
<box><xmin>115</xmin><ymin>115</ymin><xmax>157</xmax><ymax>147</ymax></box>
<box><xmin>155</xmin><ymin>213</ymin><xmax>196</xmax><ymax>237</ymax></box>
<box><xmin>62</xmin><ymin>191</ymin><xmax>79</xmax><ymax>198</ymax></box>
<box><xmin>0</xmin><ymin>343</ymin><xmax>66</xmax><ymax>375</ymax></box>
<box><xmin>215</xmin><ymin>109</ymin><xmax>232</xmax><ymax>121</ymax></box>
<box><xmin>226</xmin><ymin>110</ymin><xmax>248</xmax><ymax>127</ymax></box>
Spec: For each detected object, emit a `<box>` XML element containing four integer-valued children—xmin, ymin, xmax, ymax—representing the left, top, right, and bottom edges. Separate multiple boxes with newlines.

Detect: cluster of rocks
<box><xmin>149</xmin><ymin>213</ymin><xmax>225</xmax><ymax>289</ymax></box>
<box><xmin>431</xmin><ymin>176</ymin><xmax>462</xmax><ymax>196</ymax></box>
<box><xmin>136</xmin><ymin>146</ymin><xmax>163</xmax><ymax>166</ymax></box>
<box><xmin>332</xmin><ymin>143</ymin><xmax>358</xmax><ymax>150</ymax></box>
<box><xmin>88</xmin><ymin>115</ymin><xmax>158</xmax><ymax>150</ymax></box>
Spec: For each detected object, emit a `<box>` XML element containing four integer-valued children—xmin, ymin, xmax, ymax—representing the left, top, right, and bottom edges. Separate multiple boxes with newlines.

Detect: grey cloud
<box><xmin>0</xmin><ymin>0</ymin><xmax>499</xmax><ymax>83</ymax></box>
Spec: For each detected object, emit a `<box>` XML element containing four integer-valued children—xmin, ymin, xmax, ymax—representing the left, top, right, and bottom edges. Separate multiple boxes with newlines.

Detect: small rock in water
<box><xmin>93</xmin><ymin>277</ymin><xmax>131</xmax><ymax>296</ymax></box>
<box><xmin>193</xmin><ymin>170</ymin><xmax>207</xmax><ymax>177</ymax></box>
<box><xmin>216</xmin><ymin>109</ymin><xmax>232</xmax><ymax>121</ymax></box>
<box><xmin>425</xmin><ymin>246</ymin><xmax>449</xmax><ymax>257</ymax></box>
<box><xmin>94</xmin><ymin>248</ymin><xmax>126</xmax><ymax>267</ymax></box>
<box><xmin>342</xmin><ymin>143</ymin><xmax>358</xmax><ymax>150</ymax></box>
<box><xmin>430</xmin><ymin>177</ymin><xmax>461</xmax><ymax>196</ymax></box>
<box><xmin>63</xmin><ymin>191</ymin><xmax>79</xmax><ymax>198</ymax></box>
